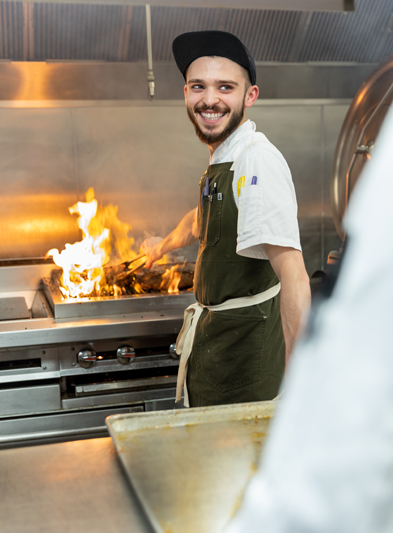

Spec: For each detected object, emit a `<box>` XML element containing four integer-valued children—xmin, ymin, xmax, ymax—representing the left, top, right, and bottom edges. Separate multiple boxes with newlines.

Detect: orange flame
<box><xmin>47</xmin><ymin>188</ymin><xmax>189</xmax><ymax>299</ymax></box>
<box><xmin>47</xmin><ymin>188</ymin><xmax>138</xmax><ymax>298</ymax></box>
<box><xmin>113</xmin><ymin>284</ymin><xmax>122</xmax><ymax>297</ymax></box>
<box><xmin>133</xmin><ymin>282</ymin><xmax>144</xmax><ymax>294</ymax></box>
<box><xmin>160</xmin><ymin>265</ymin><xmax>182</xmax><ymax>293</ymax></box>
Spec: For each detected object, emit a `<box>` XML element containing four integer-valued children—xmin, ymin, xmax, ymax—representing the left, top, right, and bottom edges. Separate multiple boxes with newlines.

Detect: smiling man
<box><xmin>185</xmin><ymin>56</ymin><xmax>254</xmax><ymax>149</ymax></box>
<box><xmin>142</xmin><ymin>31</ymin><xmax>310</xmax><ymax>408</ymax></box>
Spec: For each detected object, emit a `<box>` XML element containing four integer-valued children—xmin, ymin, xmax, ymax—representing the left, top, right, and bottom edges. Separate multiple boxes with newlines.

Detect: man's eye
<box><xmin>220</xmin><ymin>85</ymin><xmax>233</xmax><ymax>91</ymax></box>
<box><xmin>191</xmin><ymin>84</ymin><xmax>203</xmax><ymax>90</ymax></box>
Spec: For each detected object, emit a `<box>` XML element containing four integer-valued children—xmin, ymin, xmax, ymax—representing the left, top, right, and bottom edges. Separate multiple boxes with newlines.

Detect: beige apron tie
<box><xmin>175</xmin><ymin>282</ymin><xmax>281</xmax><ymax>407</ymax></box>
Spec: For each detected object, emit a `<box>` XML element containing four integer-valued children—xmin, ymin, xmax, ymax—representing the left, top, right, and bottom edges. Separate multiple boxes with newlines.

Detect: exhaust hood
<box><xmin>22</xmin><ymin>0</ymin><xmax>354</xmax><ymax>12</ymax></box>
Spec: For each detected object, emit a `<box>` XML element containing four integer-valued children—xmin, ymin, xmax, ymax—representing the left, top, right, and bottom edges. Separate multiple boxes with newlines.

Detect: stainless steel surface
<box><xmin>0</xmin><ymin>406</ymin><xmax>147</xmax><ymax>446</ymax></box>
<box><xmin>0</xmin><ymin>99</ymin><xmax>350</xmax><ymax>277</ymax></box>
<box><xmin>106</xmin><ymin>401</ymin><xmax>275</xmax><ymax>533</ymax></box>
<box><xmin>8</xmin><ymin>2</ymin><xmax>393</xmax><ymax>66</ymax></box>
<box><xmin>0</xmin><ymin>309</ymin><xmax>185</xmax><ymax>349</ymax></box>
<box><xmin>62</xmin><ymin>386</ymin><xmax>177</xmax><ymax>409</ymax></box>
<box><xmin>0</xmin><ymin>264</ymin><xmax>54</xmax><ymax>291</ymax></box>
<box><xmin>31</xmin><ymin>289</ymin><xmax>53</xmax><ymax>318</ymax></box>
<box><xmin>0</xmin><ymin>265</ymin><xmax>193</xmax><ymax>348</ymax></box>
<box><xmin>75</xmin><ymin>375</ymin><xmax>176</xmax><ymax>394</ymax></box>
<box><xmin>0</xmin><ymin>63</ymin><xmax>375</xmax><ymax>104</ymax></box>
<box><xmin>42</xmin><ymin>276</ymin><xmax>196</xmax><ymax>319</ymax></box>
<box><xmin>145</xmin><ymin>4</ymin><xmax>155</xmax><ymax>100</ymax></box>
<box><xmin>0</xmin><ymin>383</ymin><xmax>60</xmax><ymax>416</ymax></box>
<box><xmin>331</xmin><ymin>56</ymin><xmax>393</xmax><ymax>239</ymax></box>
<box><xmin>0</xmin><ymin>297</ymin><xmax>30</xmax><ymax>320</ymax></box>
<box><xmin>0</xmin><ymin>332</ymin><xmax>181</xmax><ymax>443</ymax></box>
<box><xmin>59</xmin><ymin>347</ymin><xmax>179</xmax><ymax>376</ymax></box>
<box><xmin>0</xmin><ymin>437</ymin><xmax>153</xmax><ymax>533</ymax></box>
<box><xmin>0</xmin><ymin>345</ymin><xmax>59</xmax><ymax>383</ymax></box>
<box><xmin>250</xmin><ymin>102</ymin><xmax>348</xmax><ymax>273</ymax></box>
<box><xmin>341</xmin><ymin>80</ymin><xmax>393</xmax><ymax>237</ymax></box>
<box><xmin>17</xmin><ymin>0</ymin><xmax>354</xmax><ymax>9</ymax></box>
<box><xmin>0</xmin><ymin>261</ymin><xmax>187</xmax><ymax>445</ymax></box>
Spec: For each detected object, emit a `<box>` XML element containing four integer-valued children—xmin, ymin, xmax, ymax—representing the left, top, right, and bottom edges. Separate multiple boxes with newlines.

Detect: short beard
<box><xmin>186</xmin><ymin>100</ymin><xmax>245</xmax><ymax>146</ymax></box>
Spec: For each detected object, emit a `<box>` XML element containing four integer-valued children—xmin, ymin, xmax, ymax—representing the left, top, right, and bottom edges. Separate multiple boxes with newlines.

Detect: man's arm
<box><xmin>264</xmin><ymin>244</ymin><xmax>311</xmax><ymax>364</ymax></box>
<box><xmin>142</xmin><ymin>208</ymin><xmax>198</xmax><ymax>268</ymax></box>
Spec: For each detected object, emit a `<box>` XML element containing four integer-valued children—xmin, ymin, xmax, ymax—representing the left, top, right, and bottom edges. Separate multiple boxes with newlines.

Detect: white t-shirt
<box><xmin>211</xmin><ymin>120</ymin><xmax>301</xmax><ymax>260</ymax></box>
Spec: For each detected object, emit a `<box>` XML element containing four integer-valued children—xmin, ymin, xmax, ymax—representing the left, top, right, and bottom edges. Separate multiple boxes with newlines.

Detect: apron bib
<box><xmin>188</xmin><ymin>161</ymin><xmax>285</xmax><ymax>407</ymax></box>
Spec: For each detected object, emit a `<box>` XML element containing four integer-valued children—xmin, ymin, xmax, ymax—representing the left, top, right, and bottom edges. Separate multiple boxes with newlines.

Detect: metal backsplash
<box><xmin>0</xmin><ymin>62</ymin><xmax>375</xmax><ymax>102</ymax></box>
<box><xmin>0</xmin><ymin>56</ymin><xmax>373</xmax><ymax>277</ymax></box>
<box><xmin>0</xmin><ymin>98</ymin><xmax>347</xmax><ymax>276</ymax></box>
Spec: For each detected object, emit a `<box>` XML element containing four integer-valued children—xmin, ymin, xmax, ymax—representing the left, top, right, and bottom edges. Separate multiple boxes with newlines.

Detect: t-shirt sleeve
<box><xmin>234</xmin><ymin>144</ymin><xmax>301</xmax><ymax>260</ymax></box>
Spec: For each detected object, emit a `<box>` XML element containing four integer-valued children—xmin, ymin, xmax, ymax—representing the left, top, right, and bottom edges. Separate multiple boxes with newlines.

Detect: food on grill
<box><xmin>105</xmin><ymin>262</ymin><xmax>195</xmax><ymax>294</ymax></box>
<box><xmin>48</xmin><ymin>262</ymin><xmax>195</xmax><ymax>298</ymax></box>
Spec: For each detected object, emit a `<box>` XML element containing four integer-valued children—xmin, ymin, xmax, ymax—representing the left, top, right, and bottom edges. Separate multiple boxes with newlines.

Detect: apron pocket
<box><xmin>237</xmin><ymin>185</ymin><xmax>262</xmax><ymax>243</ymax></box>
<box><xmin>194</xmin><ymin>309</ymin><xmax>266</xmax><ymax>392</ymax></box>
<box><xmin>199</xmin><ymin>196</ymin><xmax>222</xmax><ymax>246</ymax></box>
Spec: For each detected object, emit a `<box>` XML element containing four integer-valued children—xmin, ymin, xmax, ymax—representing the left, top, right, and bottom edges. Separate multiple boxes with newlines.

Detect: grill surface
<box><xmin>41</xmin><ymin>275</ymin><xmax>195</xmax><ymax>320</ymax></box>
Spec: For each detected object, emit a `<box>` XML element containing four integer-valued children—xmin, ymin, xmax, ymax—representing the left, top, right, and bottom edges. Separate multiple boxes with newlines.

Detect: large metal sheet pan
<box><xmin>106</xmin><ymin>401</ymin><xmax>275</xmax><ymax>533</ymax></box>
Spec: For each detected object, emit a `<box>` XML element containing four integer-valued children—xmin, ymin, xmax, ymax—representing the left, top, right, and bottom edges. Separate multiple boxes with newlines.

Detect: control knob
<box><xmin>117</xmin><ymin>345</ymin><xmax>136</xmax><ymax>365</ymax></box>
<box><xmin>77</xmin><ymin>349</ymin><xmax>97</xmax><ymax>369</ymax></box>
<box><xmin>169</xmin><ymin>343</ymin><xmax>179</xmax><ymax>360</ymax></box>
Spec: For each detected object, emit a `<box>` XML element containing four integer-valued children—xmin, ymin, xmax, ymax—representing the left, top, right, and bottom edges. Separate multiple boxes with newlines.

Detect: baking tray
<box><xmin>106</xmin><ymin>400</ymin><xmax>275</xmax><ymax>533</ymax></box>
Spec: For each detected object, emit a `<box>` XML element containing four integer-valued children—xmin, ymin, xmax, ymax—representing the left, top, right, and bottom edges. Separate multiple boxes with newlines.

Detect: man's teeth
<box><xmin>200</xmin><ymin>112</ymin><xmax>225</xmax><ymax>120</ymax></box>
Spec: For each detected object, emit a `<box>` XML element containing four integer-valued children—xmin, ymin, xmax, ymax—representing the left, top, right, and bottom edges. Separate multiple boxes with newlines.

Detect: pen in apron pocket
<box><xmin>210</xmin><ymin>182</ymin><xmax>217</xmax><ymax>203</ymax></box>
<box><xmin>202</xmin><ymin>177</ymin><xmax>210</xmax><ymax>210</ymax></box>
<box><xmin>202</xmin><ymin>177</ymin><xmax>210</xmax><ymax>197</ymax></box>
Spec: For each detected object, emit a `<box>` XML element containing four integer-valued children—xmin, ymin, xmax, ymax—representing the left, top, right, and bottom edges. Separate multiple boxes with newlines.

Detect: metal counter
<box><xmin>0</xmin><ymin>437</ymin><xmax>154</xmax><ymax>533</ymax></box>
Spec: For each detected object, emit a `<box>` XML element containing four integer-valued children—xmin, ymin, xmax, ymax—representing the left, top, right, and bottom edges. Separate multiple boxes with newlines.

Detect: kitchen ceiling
<box><xmin>0</xmin><ymin>0</ymin><xmax>392</xmax><ymax>63</ymax></box>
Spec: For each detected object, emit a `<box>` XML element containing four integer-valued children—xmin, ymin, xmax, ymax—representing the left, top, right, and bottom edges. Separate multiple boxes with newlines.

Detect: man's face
<box><xmin>184</xmin><ymin>56</ymin><xmax>257</xmax><ymax>148</ymax></box>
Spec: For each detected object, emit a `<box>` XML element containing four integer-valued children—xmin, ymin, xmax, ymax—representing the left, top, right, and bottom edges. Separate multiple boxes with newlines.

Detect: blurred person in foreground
<box><xmin>224</xmin><ymin>104</ymin><xmax>393</xmax><ymax>532</ymax></box>
<box><xmin>141</xmin><ymin>31</ymin><xmax>310</xmax><ymax>408</ymax></box>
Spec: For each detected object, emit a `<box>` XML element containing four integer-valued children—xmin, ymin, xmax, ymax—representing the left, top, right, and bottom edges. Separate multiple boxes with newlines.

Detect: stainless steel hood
<box><xmin>20</xmin><ymin>0</ymin><xmax>354</xmax><ymax>11</ymax></box>
<box><xmin>1</xmin><ymin>1</ymin><xmax>391</xmax><ymax>65</ymax></box>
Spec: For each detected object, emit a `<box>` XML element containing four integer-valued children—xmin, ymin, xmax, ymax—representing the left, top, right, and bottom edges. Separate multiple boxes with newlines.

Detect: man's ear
<box><xmin>244</xmin><ymin>85</ymin><xmax>259</xmax><ymax>108</ymax></box>
<box><xmin>184</xmin><ymin>84</ymin><xmax>188</xmax><ymax>104</ymax></box>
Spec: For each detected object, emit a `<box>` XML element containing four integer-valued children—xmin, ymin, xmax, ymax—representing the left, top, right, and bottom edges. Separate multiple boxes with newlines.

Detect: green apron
<box><xmin>187</xmin><ymin>162</ymin><xmax>285</xmax><ymax>407</ymax></box>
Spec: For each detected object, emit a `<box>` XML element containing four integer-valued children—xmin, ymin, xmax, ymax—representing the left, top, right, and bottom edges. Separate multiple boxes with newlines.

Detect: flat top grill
<box><xmin>0</xmin><ymin>264</ymin><xmax>195</xmax><ymax>349</ymax></box>
<box><xmin>41</xmin><ymin>276</ymin><xmax>194</xmax><ymax>320</ymax></box>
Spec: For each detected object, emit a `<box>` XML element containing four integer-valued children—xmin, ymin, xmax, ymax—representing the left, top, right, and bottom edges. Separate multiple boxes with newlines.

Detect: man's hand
<box><xmin>265</xmin><ymin>244</ymin><xmax>311</xmax><ymax>364</ymax></box>
<box><xmin>140</xmin><ymin>237</ymin><xmax>164</xmax><ymax>269</ymax></box>
<box><xmin>140</xmin><ymin>208</ymin><xmax>198</xmax><ymax>270</ymax></box>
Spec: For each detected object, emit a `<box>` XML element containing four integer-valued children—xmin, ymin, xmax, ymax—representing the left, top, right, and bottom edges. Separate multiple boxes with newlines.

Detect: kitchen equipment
<box><xmin>124</xmin><ymin>253</ymin><xmax>147</xmax><ymax>267</ymax></box>
<box><xmin>0</xmin><ymin>262</ymin><xmax>195</xmax><ymax>448</ymax></box>
<box><xmin>106</xmin><ymin>400</ymin><xmax>275</xmax><ymax>533</ymax></box>
<box><xmin>127</xmin><ymin>258</ymin><xmax>148</xmax><ymax>276</ymax></box>
<box><xmin>331</xmin><ymin>55</ymin><xmax>393</xmax><ymax>241</ymax></box>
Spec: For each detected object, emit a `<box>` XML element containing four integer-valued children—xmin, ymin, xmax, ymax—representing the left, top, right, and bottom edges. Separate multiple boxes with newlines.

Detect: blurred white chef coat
<box><xmin>224</xmin><ymin>104</ymin><xmax>393</xmax><ymax>533</ymax></box>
